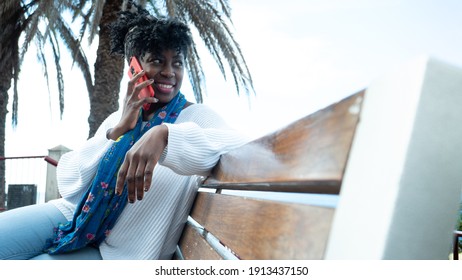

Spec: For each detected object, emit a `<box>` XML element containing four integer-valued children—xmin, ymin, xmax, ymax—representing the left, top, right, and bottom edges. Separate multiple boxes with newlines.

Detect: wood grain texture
<box><xmin>189</xmin><ymin>191</ymin><xmax>335</xmax><ymax>259</ymax></box>
<box><xmin>202</xmin><ymin>90</ymin><xmax>365</xmax><ymax>194</ymax></box>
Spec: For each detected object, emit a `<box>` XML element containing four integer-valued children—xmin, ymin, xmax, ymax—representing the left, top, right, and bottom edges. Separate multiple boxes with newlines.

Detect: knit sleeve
<box><xmin>56</xmin><ymin>111</ymin><xmax>120</xmax><ymax>205</ymax></box>
<box><xmin>159</xmin><ymin>104</ymin><xmax>250</xmax><ymax>176</ymax></box>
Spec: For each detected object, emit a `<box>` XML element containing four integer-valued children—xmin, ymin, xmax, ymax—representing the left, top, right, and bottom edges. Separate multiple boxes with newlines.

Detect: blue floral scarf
<box><xmin>46</xmin><ymin>93</ymin><xmax>187</xmax><ymax>254</ymax></box>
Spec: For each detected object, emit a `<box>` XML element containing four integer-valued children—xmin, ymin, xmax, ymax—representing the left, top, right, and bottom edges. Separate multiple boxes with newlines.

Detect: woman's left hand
<box><xmin>115</xmin><ymin>124</ymin><xmax>169</xmax><ymax>203</ymax></box>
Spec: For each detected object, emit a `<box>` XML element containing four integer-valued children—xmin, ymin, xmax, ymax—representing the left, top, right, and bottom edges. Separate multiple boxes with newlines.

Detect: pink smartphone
<box><xmin>128</xmin><ymin>56</ymin><xmax>155</xmax><ymax>111</ymax></box>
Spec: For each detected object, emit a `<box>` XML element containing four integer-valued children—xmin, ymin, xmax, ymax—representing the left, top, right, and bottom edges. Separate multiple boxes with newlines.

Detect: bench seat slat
<box><xmin>188</xmin><ymin>191</ymin><xmax>335</xmax><ymax>259</ymax></box>
<box><xmin>176</xmin><ymin>223</ymin><xmax>224</xmax><ymax>260</ymax></box>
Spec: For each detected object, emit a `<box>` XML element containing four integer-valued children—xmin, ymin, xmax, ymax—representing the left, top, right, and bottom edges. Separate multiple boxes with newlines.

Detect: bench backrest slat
<box><xmin>202</xmin><ymin>90</ymin><xmax>365</xmax><ymax>194</ymax></box>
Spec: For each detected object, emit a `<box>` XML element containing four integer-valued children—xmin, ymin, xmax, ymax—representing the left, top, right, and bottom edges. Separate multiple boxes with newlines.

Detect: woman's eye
<box><xmin>146</xmin><ymin>57</ymin><xmax>161</xmax><ymax>64</ymax></box>
<box><xmin>174</xmin><ymin>61</ymin><xmax>183</xmax><ymax>67</ymax></box>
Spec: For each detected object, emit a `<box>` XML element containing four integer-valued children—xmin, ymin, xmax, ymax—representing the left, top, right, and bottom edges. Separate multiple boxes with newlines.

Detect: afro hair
<box><xmin>109</xmin><ymin>3</ymin><xmax>192</xmax><ymax>63</ymax></box>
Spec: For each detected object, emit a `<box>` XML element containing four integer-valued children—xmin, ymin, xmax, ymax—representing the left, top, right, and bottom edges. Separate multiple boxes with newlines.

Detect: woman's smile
<box><xmin>155</xmin><ymin>82</ymin><xmax>175</xmax><ymax>94</ymax></box>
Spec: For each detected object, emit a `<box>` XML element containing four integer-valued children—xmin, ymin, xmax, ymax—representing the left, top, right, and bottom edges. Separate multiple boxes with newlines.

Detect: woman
<box><xmin>0</xmin><ymin>5</ymin><xmax>248</xmax><ymax>260</ymax></box>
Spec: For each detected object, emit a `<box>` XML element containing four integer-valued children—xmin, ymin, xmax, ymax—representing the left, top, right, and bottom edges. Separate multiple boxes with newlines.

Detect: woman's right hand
<box><xmin>107</xmin><ymin>70</ymin><xmax>158</xmax><ymax>140</ymax></box>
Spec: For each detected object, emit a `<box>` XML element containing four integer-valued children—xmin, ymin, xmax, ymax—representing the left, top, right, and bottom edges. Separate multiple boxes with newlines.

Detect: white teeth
<box><xmin>158</xmin><ymin>84</ymin><xmax>173</xmax><ymax>89</ymax></box>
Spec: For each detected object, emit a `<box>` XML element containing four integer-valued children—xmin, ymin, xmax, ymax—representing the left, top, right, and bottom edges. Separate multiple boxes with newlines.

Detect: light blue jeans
<box><xmin>0</xmin><ymin>203</ymin><xmax>102</xmax><ymax>260</ymax></box>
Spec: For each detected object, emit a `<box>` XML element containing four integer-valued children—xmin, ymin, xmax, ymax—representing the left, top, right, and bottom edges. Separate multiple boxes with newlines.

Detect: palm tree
<box><xmin>0</xmin><ymin>0</ymin><xmax>92</xmax><ymax>209</ymax></box>
<box><xmin>0</xmin><ymin>0</ymin><xmax>254</xmax><ymax>207</ymax></box>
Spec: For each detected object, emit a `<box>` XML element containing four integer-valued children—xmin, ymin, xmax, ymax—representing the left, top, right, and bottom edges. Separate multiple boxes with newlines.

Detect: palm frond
<box><xmin>54</xmin><ymin>16</ymin><xmax>94</xmax><ymax>95</ymax></box>
<box><xmin>145</xmin><ymin>0</ymin><xmax>163</xmax><ymax>16</ymax></box>
<box><xmin>88</xmin><ymin>0</ymin><xmax>105</xmax><ymax>44</ymax></box>
<box><xmin>18</xmin><ymin>9</ymin><xmax>40</xmax><ymax>65</ymax></box>
<box><xmin>35</xmin><ymin>32</ymin><xmax>53</xmax><ymax>118</ymax></box>
<box><xmin>67</xmin><ymin>0</ymin><xmax>91</xmax><ymax>35</ymax></box>
<box><xmin>11</xmin><ymin>79</ymin><xmax>19</xmax><ymax>127</ymax></box>
<box><xmin>79</xmin><ymin>13</ymin><xmax>91</xmax><ymax>45</ymax></box>
<box><xmin>186</xmin><ymin>42</ymin><xmax>206</xmax><ymax>103</ymax></box>
<box><xmin>67</xmin><ymin>0</ymin><xmax>87</xmax><ymax>21</ymax></box>
<box><xmin>49</xmin><ymin>29</ymin><xmax>65</xmax><ymax>118</ymax></box>
<box><xmin>217</xmin><ymin>0</ymin><xmax>232</xmax><ymax>23</ymax></box>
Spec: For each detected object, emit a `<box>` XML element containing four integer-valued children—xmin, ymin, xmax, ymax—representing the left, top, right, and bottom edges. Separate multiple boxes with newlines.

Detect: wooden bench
<box><xmin>175</xmin><ymin>90</ymin><xmax>362</xmax><ymax>260</ymax></box>
<box><xmin>175</xmin><ymin>57</ymin><xmax>462</xmax><ymax>260</ymax></box>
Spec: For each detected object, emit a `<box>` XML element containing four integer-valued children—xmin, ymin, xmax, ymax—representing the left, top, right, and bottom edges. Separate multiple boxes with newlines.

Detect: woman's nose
<box><xmin>160</xmin><ymin>66</ymin><xmax>175</xmax><ymax>78</ymax></box>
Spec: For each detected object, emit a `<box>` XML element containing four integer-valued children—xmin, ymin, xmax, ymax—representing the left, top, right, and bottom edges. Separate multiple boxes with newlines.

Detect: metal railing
<box><xmin>0</xmin><ymin>155</ymin><xmax>57</xmax><ymax>209</ymax></box>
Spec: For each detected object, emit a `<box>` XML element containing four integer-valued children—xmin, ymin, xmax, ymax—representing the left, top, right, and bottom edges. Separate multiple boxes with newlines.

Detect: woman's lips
<box><xmin>155</xmin><ymin>82</ymin><xmax>175</xmax><ymax>94</ymax></box>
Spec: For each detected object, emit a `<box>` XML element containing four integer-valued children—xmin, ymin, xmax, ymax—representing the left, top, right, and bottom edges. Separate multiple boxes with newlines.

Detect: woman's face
<box><xmin>140</xmin><ymin>49</ymin><xmax>185</xmax><ymax>104</ymax></box>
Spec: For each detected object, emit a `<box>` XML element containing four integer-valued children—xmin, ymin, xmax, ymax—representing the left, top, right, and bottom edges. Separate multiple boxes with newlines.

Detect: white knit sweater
<box><xmin>49</xmin><ymin>104</ymin><xmax>249</xmax><ymax>259</ymax></box>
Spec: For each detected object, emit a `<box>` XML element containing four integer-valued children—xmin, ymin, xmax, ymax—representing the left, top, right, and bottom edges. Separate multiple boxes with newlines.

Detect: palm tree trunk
<box><xmin>0</xmin><ymin>87</ymin><xmax>9</xmax><ymax>209</ymax></box>
<box><xmin>88</xmin><ymin>0</ymin><xmax>125</xmax><ymax>138</ymax></box>
<box><xmin>0</xmin><ymin>1</ymin><xmax>22</xmax><ymax>209</ymax></box>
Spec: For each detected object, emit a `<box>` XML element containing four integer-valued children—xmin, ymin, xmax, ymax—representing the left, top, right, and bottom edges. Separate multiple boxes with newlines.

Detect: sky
<box><xmin>5</xmin><ymin>0</ymin><xmax>462</xmax><ymax>158</ymax></box>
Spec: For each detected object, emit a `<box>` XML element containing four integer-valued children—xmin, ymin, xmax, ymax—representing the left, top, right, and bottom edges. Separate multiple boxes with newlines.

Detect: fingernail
<box><xmin>153</xmin><ymin>98</ymin><xmax>159</xmax><ymax>102</ymax></box>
